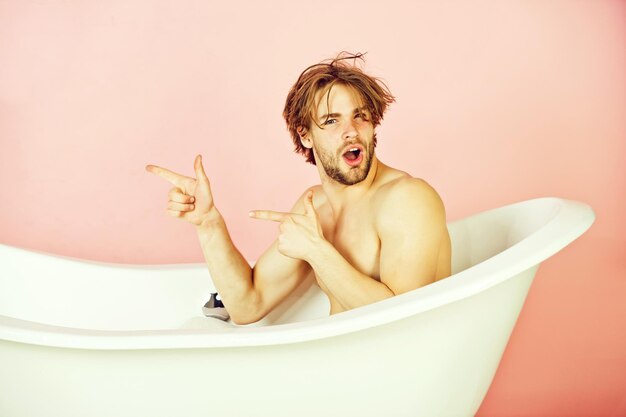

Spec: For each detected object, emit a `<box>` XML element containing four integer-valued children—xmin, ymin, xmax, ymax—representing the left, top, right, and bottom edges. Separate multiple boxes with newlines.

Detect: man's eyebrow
<box><xmin>318</xmin><ymin>112</ymin><xmax>340</xmax><ymax>121</ymax></box>
<box><xmin>318</xmin><ymin>106</ymin><xmax>368</xmax><ymax>121</ymax></box>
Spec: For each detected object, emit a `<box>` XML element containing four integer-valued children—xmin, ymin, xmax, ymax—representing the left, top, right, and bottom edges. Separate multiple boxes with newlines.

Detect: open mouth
<box><xmin>342</xmin><ymin>146</ymin><xmax>363</xmax><ymax>166</ymax></box>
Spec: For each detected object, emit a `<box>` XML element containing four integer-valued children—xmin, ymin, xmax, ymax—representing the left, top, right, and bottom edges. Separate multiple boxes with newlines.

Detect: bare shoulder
<box><xmin>375</xmin><ymin>175</ymin><xmax>444</xmax><ymax>205</ymax></box>
<box><xmin>373</xmin><ymin>176</ymin><xmax>447</xmax><ymax>229</ymax></box>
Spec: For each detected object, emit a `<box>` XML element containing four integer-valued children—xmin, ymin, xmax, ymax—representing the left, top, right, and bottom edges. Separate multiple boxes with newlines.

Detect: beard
<box><xmin>313</xmin><ymin>134</ymin><xmax>376</xmax><ymax>186</ymax></box>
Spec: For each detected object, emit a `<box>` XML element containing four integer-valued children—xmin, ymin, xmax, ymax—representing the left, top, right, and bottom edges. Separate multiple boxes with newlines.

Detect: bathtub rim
<box><xmin>0</xmin><ymin>196</ymin><xmax>595</xmax><ymax>350</ymax></box>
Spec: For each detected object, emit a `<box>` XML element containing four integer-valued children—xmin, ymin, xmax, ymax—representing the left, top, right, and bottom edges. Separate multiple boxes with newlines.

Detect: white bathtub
<box><xmin>0</xmin><ymin>197</ymin><xmax>594</xmax><ymax>417</ymax></box>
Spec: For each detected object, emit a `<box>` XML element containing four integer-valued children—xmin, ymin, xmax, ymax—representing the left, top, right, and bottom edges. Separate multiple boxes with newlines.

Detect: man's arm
<box><xmin>306</xmin><ymin>178</ymin><xmax>448</xmax><ymax>311</ymax></box>
<box><xmin>196</xmin><ymin>188</ymin><xmax>315</xmax><ymax>324</ymax></box>
<box><xmin>147</xmin><ymin>155</ymin><xmax>314</xmax><ymax>325</ymax></box>
<box><xmin>376</xmin><ymin>178</ymin><xmax>449</xmax><ymax>294</ymax></box>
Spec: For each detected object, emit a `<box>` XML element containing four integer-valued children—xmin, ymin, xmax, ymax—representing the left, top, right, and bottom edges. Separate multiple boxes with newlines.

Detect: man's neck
<box><xmin>319</xmin><ymin>155</ymin><xmax>383</xmax><ymax>218</ymax></box>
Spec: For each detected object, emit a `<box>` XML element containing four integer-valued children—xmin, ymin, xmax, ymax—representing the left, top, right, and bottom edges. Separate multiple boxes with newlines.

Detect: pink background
<box><xmin>1</xmin><ymin>1</ymin><xmax>624</xmax><ymax>415</ymax></box>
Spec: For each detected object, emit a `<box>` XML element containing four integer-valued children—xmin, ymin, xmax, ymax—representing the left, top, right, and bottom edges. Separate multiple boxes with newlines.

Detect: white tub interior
<box><xmin>0</xmin><ymin>197</ymin><xmax>574</xmax><ymax>332</ymax></box>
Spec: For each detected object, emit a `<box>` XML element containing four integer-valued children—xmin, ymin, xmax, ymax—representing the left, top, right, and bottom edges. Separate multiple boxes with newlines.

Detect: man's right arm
<box><xmin>195</xmin><ymin>188</ymin><xmax>314</xmax><ymax>325</ymax></box>
<box><xmin>147</xmin><ymin>155</ymin><xmax>312</xmax><ymax>325</ymax></box>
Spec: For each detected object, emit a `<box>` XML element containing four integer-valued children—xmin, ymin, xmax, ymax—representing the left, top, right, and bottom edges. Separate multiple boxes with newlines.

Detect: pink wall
<box><xmin>1</xmin><ymin>1</ymin><xmax>624</xmax><ymax>415</ymax></box>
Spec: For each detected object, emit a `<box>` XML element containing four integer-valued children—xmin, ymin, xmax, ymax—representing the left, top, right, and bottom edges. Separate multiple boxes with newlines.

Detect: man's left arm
<box><xmin>307</xmin><ymin>179</ymin><xmax>448</xmax><ymax>311</ymax></box>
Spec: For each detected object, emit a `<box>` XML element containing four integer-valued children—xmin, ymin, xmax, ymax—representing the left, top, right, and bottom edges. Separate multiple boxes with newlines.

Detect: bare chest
<box><xmin>318</xmin><ymin>205</ymin><xmax>381</xmax><ymax>280</ymax></box>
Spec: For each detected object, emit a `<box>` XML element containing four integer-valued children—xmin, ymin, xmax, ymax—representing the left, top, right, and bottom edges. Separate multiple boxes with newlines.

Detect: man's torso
<box><xmin>308</xmin><ymin>164</ymin><xmax>452</xmax><ymax>314</ymax></box>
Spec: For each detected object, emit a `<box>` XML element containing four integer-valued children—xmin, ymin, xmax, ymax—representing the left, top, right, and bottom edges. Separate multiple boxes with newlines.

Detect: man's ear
<box><xmin>297</xmin><ymin>126</ymin><xmax>312</xmax><ymax>149</ymax></box>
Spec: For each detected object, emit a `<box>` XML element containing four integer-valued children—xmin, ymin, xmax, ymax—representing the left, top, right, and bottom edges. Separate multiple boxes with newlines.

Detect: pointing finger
<box><xmin>145</xmin><ymin>164</ymin><xmax>188</xmax><ymax>187</ymax></box>
<box><xmin>248</xmin><ymin>210</ymin><xmax>292</xmax><ymax>222</ymax></box>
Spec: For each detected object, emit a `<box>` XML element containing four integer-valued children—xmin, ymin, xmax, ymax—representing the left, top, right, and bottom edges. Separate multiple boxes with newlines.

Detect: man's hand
<box><xmin>249</xmin><ymin>191</ymin><xmax>326</xmax><ymax>262</ymax></box>
<box><xmin>145</xmin><ymin>155</ymin><xmax>217</xmax><ymax>226</ymax></box>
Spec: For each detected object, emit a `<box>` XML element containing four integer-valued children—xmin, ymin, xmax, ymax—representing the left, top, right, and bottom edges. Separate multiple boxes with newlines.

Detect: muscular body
<box><xmin>309</xmin><ymin>170</ymin><xmax>450</xmax><ymax>314</ymax></box>
<box><xmin>146</xmin><ymin>83</ymin><xmax>451</xmax><ymax>324</ymax></box>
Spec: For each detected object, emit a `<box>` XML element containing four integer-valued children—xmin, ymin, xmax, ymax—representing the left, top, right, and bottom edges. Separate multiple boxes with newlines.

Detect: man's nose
<box><xmin>343</xmin><ymin>119</ymin><xmax>358</xmax><ymax>140</ymax></box>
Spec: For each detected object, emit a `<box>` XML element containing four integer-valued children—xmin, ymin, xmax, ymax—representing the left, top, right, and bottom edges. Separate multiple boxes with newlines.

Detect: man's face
<box><xmin>301</xmin><ymin>83</ymin><xmax>376</xmax><ymax>186</ymax></box>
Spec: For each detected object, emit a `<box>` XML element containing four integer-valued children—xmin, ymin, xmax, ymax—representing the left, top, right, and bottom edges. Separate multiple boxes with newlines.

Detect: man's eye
<box><xmin>324</xmin><ymin>119</ymin><xmax>337</xmax><ymax>125</ymax></box>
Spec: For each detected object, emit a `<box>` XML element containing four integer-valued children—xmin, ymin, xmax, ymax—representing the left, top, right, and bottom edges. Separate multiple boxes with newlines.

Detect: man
<box><xmin>146</xmin><ymin>52</ymin><xmax>451</xmax><ymax>325</ymax></box>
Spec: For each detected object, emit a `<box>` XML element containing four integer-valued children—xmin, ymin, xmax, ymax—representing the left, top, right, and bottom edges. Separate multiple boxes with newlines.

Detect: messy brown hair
<box><xmin>283</xmin><ymin>52</ymin><xmax>396</xmax><ymax>165</ymax></box>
